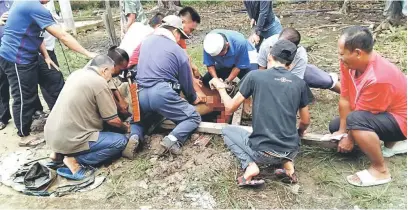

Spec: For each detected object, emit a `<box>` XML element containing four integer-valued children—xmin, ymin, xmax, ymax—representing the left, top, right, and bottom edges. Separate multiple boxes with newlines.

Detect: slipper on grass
<box><xmin>274</xmin><ymin>169</ymin><xmax>298</xmax><ymax>184</ymax></box>
<box><xmin>57</xmin><ymin>167</ymin><xmax>94</xmax><ymax>181</ymax></box>
<box><xmin>237</xmin><ymin>176</ymin><xmax>265</xmax><ymax>187</ymax></box>
<box><xmin>347</xmin><ymin>169</ymin><xmax>391</xmax><ymax>187</ymax></box>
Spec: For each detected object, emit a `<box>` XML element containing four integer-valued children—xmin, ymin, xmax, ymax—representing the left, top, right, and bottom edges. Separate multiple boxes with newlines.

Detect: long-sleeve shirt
<box><xmin>136</xmin><ymin>34</ymin><xmax>197</xmax><ymax>103</ymax></box>
<box><xmin>244</xmin><ymin>0</ymin><xmax>275</xmax><ymax>35</ymax></box>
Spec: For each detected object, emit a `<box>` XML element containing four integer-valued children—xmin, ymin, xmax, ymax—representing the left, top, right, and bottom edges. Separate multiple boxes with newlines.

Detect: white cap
<box><xmin>161</xmin><ymin>15</ymin><xmax>189</xmax><ymax>39</ymax></box>
<box><xmin>203</xmin><ymin>33</ymin><xmax>225</xmax><ymax>56</ymax></box>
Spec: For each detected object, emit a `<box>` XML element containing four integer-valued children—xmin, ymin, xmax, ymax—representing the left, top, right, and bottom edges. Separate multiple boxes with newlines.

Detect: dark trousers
<box><xmin>329</xmin><ymin>111</ymin><xmax>406</xmax><ymax>142</ymax></box>
<box><xmin>0</xmin><ymin>53</ymin><xmax>64</xmax><ymax>136</ymax></box>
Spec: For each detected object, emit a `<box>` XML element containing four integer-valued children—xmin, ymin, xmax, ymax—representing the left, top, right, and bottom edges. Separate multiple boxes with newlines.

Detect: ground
<box><xmin>0</xmin><ymin>1</ymin><xmax>406</xmax><ymax>209</ymax></box>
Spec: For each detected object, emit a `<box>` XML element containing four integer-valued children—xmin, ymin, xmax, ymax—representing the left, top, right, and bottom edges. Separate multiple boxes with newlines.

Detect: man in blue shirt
<box><xmin>202</xmin><ymin>29</ymin><xmax>258</xmax><ymax>89</ymax></box>
<box><xmin>0</xmin><ymin>0</ymin><xmax>96</xmax><ymax>146</ymax></box>
<box><xmin>130</xmin><ymin>15</ymin><xmax>203</xmax><ymax>155</ymax></box>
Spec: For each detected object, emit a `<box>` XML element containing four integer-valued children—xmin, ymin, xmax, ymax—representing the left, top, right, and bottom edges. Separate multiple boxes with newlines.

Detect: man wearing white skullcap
<box><xmin>202</xmin><ymin>29</ymin><xmax>258</xmax><ymax>89</ymax></box>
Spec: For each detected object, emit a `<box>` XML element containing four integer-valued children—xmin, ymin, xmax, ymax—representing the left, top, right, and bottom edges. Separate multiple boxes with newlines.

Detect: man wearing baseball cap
<box><xmin>129</xmin><ymin>15</ymin><xmax>203</xmax><ymax>155</ymax></box>
<box><xmin>209</xmin><ymin>39</ymin><xmax>311</xmax><ymax>187</ymax></box>
<box><xmin>202</xmin><ymin>29</ymin><xmax>258</xmax><ymax>89</ymax></box>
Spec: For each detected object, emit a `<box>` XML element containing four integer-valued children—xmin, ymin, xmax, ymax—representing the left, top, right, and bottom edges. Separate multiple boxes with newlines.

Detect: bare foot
<box><xmin>283</xmin><ymin>160</ymin><xmax>295</xmax><ymax>177</ymax></box>
<box><xmin>50</xmin><ymin>152</ymin><xmax>63</xmax><ymax>161</ymax></box>
<box><xmin>243</xmin><ymin>162</ymin><xmax>260</xmax><ymax>181</ymax></box>
<box><xmin>63</xmin><ymin>156</ymin><xmax>81</xmax><ymax>174</ymax></box>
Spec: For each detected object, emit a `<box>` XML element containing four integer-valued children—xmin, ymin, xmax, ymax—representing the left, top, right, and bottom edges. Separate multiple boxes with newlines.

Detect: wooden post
<box><xmin>59</xmin><ymin>0</ymin><xmax>76</xmax><ymax>35</ymax></box>
<box><xmin>119</xmin><ymin>0</ymin><xmax>125</xmax><ymax>39</ymax></box>
<box><xmin>103</xmin><ymin>0</ymin><xmax>118</xmax><ymax>46</ymax></box>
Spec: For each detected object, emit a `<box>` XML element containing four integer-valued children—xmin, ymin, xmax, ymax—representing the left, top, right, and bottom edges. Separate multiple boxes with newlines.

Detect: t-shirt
<box><xmin>136</xmin><ymin>34</ymin><xmax>197</xmax><ymax>103</ymax></box>
<box><xmin>44</xmin><ymin>0</ymin><xmax>59</xmax><ymax>51</ymax></box>
<box><xmin>0</xmin><ymin>0</ymin><xmax>12</xmax><ymax>39</ymax></box>
<box><xmin>45</xmin><ymin>67</ymin><xmax>118</xmax><ymax>154</ymax></box>
<box><xmin>0</xmin><ymin>0</ymin><xmax>55</xmax><ymax>64</ymax></box>
<box><xmin>239</xmin><ymin>67</ymin><xmax>310</xmax><ymax>153</ymax></box>
<box><xmin>123</xmin><ymin>0</ymin><xmax>147</xmax><ymax>24</ymax></box>
<box><xmin>178</xmin><ymin>39</ymin><xmax>187</xmax><ymax>49</ymax></box>
<box><xmin>340</xmin><ymin>52</ymin><xmax>407</xmax><ymax>137</ymax></box>
<box><xmin>203</xmin><ymin>29</ymin><xmax>255</xmax><ymax>69</ymax></box>
<box><xmin>119</xmin><ymin>22</ymin><xmax>153</xmax><ymax>57</ymax></box>
<box><xmin>258</xmin><ymin>34</ymin><xmax>308</xmax><ymax>79</ymax></box>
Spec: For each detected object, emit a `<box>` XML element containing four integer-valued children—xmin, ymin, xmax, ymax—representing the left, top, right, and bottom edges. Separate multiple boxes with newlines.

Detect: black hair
<box><xmin>218</xmin><ymin>33</ymin><xmax>228</xmax><ymax>51</ymax></box>
<box><xmin>341</xmin><ymin>26</ymin><xmax>374</xmax><ymax>53</ymax></box>
<box><xmin>90</xmin><ymin>55</ymin><xmax>115</xmax><ymax>68</ymax></box>
<box><xmin>107</xmin><ymin>46</ymin><xmax>129</xmax><ymax>66</ymax></box>
<box><xmin>149</xmin><ymin>13</ymin><xmax>165</xmax><ymax>28</ymax></box>
<box><xmin>178</xmin><ymin>6</ymin><xmax>201</xmax><ymax>23</ymax></box>
<box><xmin>279</xmin><ymin>28</ymin><xmax>301</xmax><ymax>46</ymax></box>
<box><xmin>272</xmin><ymin>55</ymin><xmax>292</xmax><ymax>66</ymax></box>
<box><xmin>162</xmin><ymin>25</ymin><xmax>177</xmax><ymax>31</ymax></box>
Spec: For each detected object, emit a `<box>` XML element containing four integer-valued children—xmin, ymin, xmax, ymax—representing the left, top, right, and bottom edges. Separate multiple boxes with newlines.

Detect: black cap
<box><xmin>270</xmin><ymin>39</ymin><xmax>297</xmax><ymax>63</ymax></box>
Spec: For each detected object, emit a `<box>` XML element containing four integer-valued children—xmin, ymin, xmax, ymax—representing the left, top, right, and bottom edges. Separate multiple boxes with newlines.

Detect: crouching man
<box><xmin>45</xmin><ymin>55</ymin><xmax>133</xmax><ymax>180</ymax></box>
<box><xmin>210</xmin><ymin>40</ymin><xmax>311</xmax><ymax>186</ymax></box>
<box><xmin>129</xmin><ymin>15</ymin><xmax>202</xmax><ymax>155</ymax></box>
<box><xmin>329</xmin><ymin>26</ymin><xmax>407</xmax><ymax>187</ymax></box>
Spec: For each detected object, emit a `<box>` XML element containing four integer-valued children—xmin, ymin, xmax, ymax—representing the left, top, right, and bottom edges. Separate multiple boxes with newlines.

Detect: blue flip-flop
<box><xmin>57</xmin><ymin>167</ymin><xmax>94</xmax><ymax>181</ymax></box>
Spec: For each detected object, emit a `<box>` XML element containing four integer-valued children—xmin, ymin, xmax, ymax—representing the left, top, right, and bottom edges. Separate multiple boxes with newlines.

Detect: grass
<box><xmin>54</xmin><ymin>41</ymin><xmax>91</xmax><ymax>78</ymax></box>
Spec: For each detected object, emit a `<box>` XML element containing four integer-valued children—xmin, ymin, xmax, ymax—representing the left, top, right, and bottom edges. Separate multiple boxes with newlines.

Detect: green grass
<box><xmin>54</xmin><ymin>42</ymin><xmax>91</xmax><ymax>78</ymax></box>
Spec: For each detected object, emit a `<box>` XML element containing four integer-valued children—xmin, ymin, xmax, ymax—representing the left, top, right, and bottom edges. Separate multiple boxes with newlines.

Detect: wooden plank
<box><xmin>161</xmin><ymin>121</ymin><xmax>337</xmax><ymax>149</ymax></box>
<box><xmin>231</xmin><ymin>104</ymin><xmax>243</xmax><ymax>125</ymax></box>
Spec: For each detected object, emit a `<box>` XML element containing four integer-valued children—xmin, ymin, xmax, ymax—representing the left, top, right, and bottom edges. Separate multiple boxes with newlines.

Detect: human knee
<box><xmin>328</xmin><ymin>118</ymin><xmax>340</xmax><ymax>133</ymax></box>
<box><xmin>112</xmin><ymin>133</ymin><xmax>128</xmax><ymax>150</ymax></box>
<box><xmin>189</xmin><ymin>111</ymin><xmax>201</xmax><ymax>126</ymax></box>
<box><xmin>346</xmin><ymin>111</ymin><xmax>369</xmax><ymax>129</ymax></box>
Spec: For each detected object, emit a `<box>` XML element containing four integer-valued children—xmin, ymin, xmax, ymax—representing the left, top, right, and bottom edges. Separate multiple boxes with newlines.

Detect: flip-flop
<box><xmin>382</xmin><ymin>140</ymin><xmax>407</xmax><ymax>158</ymax></box>
<box><xmin>0</xmin><ymin>122</ymin><xmax>6</xmax><ymax>130</ymax></box>
<box><xmin>237</xmin><ymin>176</ymin><xmax>265</xmax><ymax>187</ymax></box>
<box><xmin>57</xmin><ymin>167</ymin><xmax>95</xmax><ymax>181</ymax></box>
<box><xmin>274</xmin><ymin>169</ymin><xmax>298</xmax><ymax>184</ymax></box>
<box><xmin>18</xmin><ymin>137</ymin><xmax>45</xmax><ymax>147</ymax></box>
<box><xmin>347</xmin><ymin>169</ymin><xmax>391</xmax><ymax>187</ymax></box>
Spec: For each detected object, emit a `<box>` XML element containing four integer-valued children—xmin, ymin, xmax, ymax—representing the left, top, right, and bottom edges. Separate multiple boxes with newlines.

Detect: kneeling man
<box><xmin>211</xmin><ymin>40</ymin><xmax>311</xmax><ymax>186</ymax></box>
<box><xmin>45</xmin><ymin>55</ymin><xmax>131</xmax><ymax>180</ymax></box>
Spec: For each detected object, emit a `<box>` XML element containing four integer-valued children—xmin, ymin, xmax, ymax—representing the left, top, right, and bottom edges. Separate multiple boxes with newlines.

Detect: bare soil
<box><xmin>0</xmin><ymin>1</ymin><xmax>406</xmax><ymax>209</ymax></box>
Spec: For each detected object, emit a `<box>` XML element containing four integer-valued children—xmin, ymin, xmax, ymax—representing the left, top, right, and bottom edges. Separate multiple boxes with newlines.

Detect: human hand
<box><xmin>193</xmin><ymin>95</ymin><xmax>206</xmax><ymax>105</ymax></box>
<box><xmin>193</xmin><ymin>77</ymin><xmax>203</xmax><ymax>88</ymax></box>
<box><xmin>44</xmin><ymin>57</ymin><xmax>60</xmax><ymax>71</ymax></box>
<box><xmin>87</xmin><ymin>52</ymin><xmax>98</xmax><ymax>59</ymax></box>
<box><xmin>249</xmin><ymin>34</ymin><xmax>260</xmax><ymax>45</ymax></box>
<box><xmin>337</xmin><ymin>135</ymin><xmax>354</xmax><ymax>153</ymax></box>
<box><xmin>209</xmin><ymin>78</ymin><xmax>226</xmax><ymax>90</ymax></box>
<box><xmin>250</xmin><ymin>18</ymin><xmax>256</xmax><ymax>28</ymax></box>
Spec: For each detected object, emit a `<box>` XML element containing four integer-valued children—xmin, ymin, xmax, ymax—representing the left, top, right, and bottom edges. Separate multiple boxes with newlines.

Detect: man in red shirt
<box><xmin>329</xmin><ymin>26</ymin><xmax>407</xmax><ymax>187</ymax></box>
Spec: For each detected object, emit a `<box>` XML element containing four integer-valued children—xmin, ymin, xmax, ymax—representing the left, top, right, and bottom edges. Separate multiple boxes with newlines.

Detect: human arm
<box><xmin>298</xmin><ymin>106</ymin><xmax>310</xmax><ymax>137</ymax></box>
<box><xmin>226</xmin><ymin>66</ymin><xmax>241</xmax><ymax>82</ymax></box>
<box><xmin>179</xmin><ymin>58</ymin><xmax>199</xmax><ymax>104</ymax></box>
<box><xmin>45</xmin><ymin>25</ymin><xmax>96</xmax><ymax>58</ymax></box>
<box><xmin>125</xmin><ymin>13</ymin><xmax>136</xmax><ymax>33</ymax></box>
<box><xmin>97</xmin><ymin>87</ymin><xmax>129</xmax><ymax>132</ymax></box>
<box><xmin>39</xmin><ymin>41</ymin><xmax>59</xmax><ymax>70</ymax></box>
<box><xmin>210</xmin><ymin>78</ymin><xmax>246</xmax><ymax>113</ymax></box>
<box><xmin>112</xmin><ymin>89</ymin><xmax>129</xmax><ymax>115</ymax></box>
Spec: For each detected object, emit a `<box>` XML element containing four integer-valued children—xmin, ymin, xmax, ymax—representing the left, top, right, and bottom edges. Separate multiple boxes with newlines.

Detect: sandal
<box><xmin>57</xmin><ymin>167</ymin><xmax>95</xmax><ymax>181</ymax></box>
<box><xmin>274</xmin><ymin>169</ymin><xmax>298</xmax><ymax>184</ymax></box>
<box><xmin>347</xmin><ymin>169</ymin><xmax>391</xmax><ymax>187</ymax></box>
<box><xmin>237</xmin><ymin>176</ymin><xmax>265</xmax><ymax>187</ymax></box>
<box><xmin>18</xmin><ymin>136</ymin><xmax>45</xmax><ymax>147</ymax></box>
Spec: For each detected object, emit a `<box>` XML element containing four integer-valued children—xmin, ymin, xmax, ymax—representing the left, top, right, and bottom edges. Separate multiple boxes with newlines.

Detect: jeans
<box><xmin>75</xmin><ymin>132</ymin><xmax>128</xmax><ymax>166</ymax></box>
<box><xmin>221</xmin><ymin>126</ymin><xmax>298</xmax><ymax>169</ymax></box>
<box><xmin>130</xmin><ymin>82</ymin><xmax>201</xmax><ymax>144</ymax></box>
<box><xmin>256</xmin><ymin>16</ymin><xmax>283</xmax><ymax>51</ymax></box>
<box><xmin>303</xmin><ymin>64</ymin><xmax>335</xmax><ymax>89</ymax></box>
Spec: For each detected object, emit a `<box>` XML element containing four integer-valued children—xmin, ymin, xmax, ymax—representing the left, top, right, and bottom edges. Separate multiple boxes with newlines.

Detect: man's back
<box><xmin>45</xmin><ymin>69</ymin><xmax>117</xmax><ymax>154</ymax></box>
<box><xmin>119</xmin><ymin>22</ymin><xmax>153</xmax><ymax>56</ymax></box>
<box><xmin>239</xmin><ymin>67</ymin><xmax>310</xmax><ymax>153</ymax></box>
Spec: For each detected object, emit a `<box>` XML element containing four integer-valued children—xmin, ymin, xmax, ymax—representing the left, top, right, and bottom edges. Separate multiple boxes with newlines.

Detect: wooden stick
<box><xmin>160</xmin><ymin>121</ymin><xmax>337</xmax><ymax>149</ymax></box>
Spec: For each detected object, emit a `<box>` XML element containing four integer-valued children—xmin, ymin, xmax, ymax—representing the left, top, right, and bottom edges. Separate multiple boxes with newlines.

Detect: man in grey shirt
<box><xmin>258</xmin><ymin>28</ymin><xmax>341</xmax><ymax>93</ymax></box>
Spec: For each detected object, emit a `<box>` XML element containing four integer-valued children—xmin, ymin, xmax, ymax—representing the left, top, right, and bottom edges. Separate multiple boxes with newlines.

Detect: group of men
<box><xmin>0</xmin><ymin>0</ymin><xmax>406</xmax><ymax>188</ymax></box>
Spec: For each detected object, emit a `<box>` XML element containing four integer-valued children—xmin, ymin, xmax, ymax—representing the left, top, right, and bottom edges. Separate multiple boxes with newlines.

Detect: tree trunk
<box><xmin>59</xmin><ymin>0</ymin><xmax>76</xmax><ymax>34</ymax></box>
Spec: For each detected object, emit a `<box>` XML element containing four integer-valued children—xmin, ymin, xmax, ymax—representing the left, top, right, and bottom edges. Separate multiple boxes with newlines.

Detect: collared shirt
<box><xmin>340</xmin><ymin>52</ymin><xmax>407</xmax><ymax>137</ymax></box>
<box><xmin>45</xmin><ymin>67</ymin><xmax>117</xmax><ymax>154</ymax></box>
<box><xmin>136</xmin><ymin>35</ymin><xmax>196</xmax><ymax>103</ymax></box>
<box><xmin>244</xmin><ymin>0</ymin><xmax>275</xmax><ymax>34</ymax></box>
<box><xmin>258</xmin><ymin>34</ymin><xmax>308</xmax><ymax>79</ymax></box>
<box><xmin>0</xmin><ymin>0</ymin><xmax>55</xmax><ymax>64</ymax></box>
<box><xmin>203</xmin><ymin>29</ymin><xmax>255</xmax><ymax>69</ymax></box>
<box><xmin>123</xmin><ymin>0</ymin><xmax>147</xmax><ymax>24</ymax></box>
